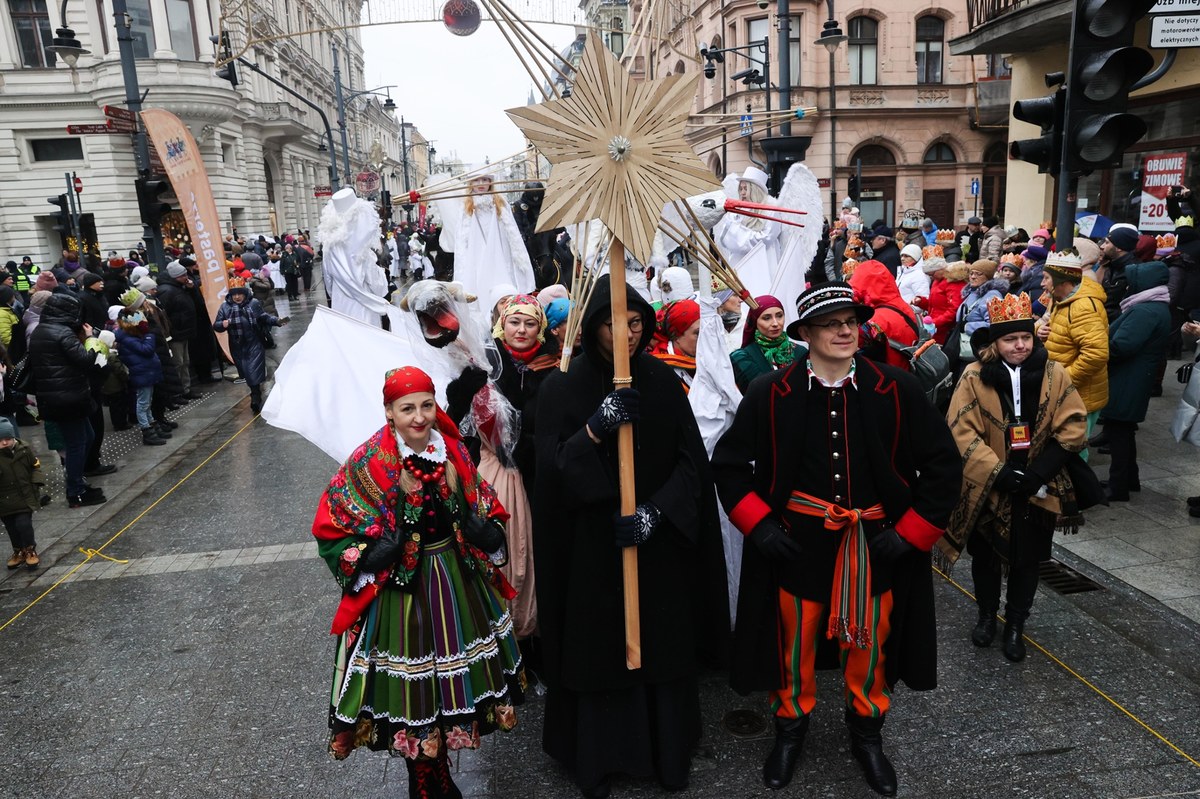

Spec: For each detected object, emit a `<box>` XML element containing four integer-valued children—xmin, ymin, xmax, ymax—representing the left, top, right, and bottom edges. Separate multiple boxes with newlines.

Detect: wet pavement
<box><xmin>2</xmin><ymin>287</ymin><xmax>1200</xmax><ymax>798</ymax></box>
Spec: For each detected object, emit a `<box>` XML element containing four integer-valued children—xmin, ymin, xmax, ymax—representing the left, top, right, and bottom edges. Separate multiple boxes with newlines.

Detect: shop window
<box><xmin>923</xmin><ymin>143</ymin><xmax>956</xmax><ymax>163</ymax></box>
<box><xmin>9</xmin><ymin>0</ymin><xmax>55</xmax><ymax>67</ymax></box>
<box><xmin>95</xmin><ymin>0</ymin><xmax>109</xmax><ymax>53</ymax></box>
<box><xmin>852</xmin><ymin>144</ymin><xmax>896</xmax><ymax>166</ymax></box>
<box><xmin>31</xmin><ymin>138</ymin><xmax>84</xmax><ymax>161</ymax></box>
<box><xmin>915</xmin><ymin>15</ymin><xmax>943</xmax><ymax>85</ymax></box>
<box><xmin>848</xmin><ymin>17</ymin><xmax>877</xmax><ymax>86</ymax></box>
<box><xmin>986</xmin><ymin>53</ymin><xmax>1010</xmax><ymax>79</ymax></box>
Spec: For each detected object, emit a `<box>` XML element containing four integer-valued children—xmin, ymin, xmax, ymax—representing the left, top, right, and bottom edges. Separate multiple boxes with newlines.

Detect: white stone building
<box><xmin>0</xmin><ymin>0</ymin><xmax>408</xmax><ymax>265</ymax></box>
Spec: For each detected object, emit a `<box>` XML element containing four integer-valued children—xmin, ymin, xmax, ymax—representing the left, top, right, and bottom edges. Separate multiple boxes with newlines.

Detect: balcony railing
<box><xmin>967</xmin><ymin>0</ymin><xmax>1036</xmax><ymax>31</ymax></box>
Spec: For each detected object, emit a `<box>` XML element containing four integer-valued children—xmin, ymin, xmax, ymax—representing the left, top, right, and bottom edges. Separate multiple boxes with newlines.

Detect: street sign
<box><xmin>1150</xmin><ymin>14</ymin><xmax>1200</xmax><ymax>47</ymax></box>
<box><xmin>1150</xmin><ymin>0</ymin><xmax>1200</xmax><ymax>12</ymax></box>
<box><xmin>314</xmin><ymin>185</ymin><xmax>333</xmax><ymax>198</ymax></box>
<box><xmin>106</xmin><ymin>117</ymin><xmax>136</xmax><ymax>134</ymax></box>
<box><xmin>817</xmin><ymin>178</ymin><xmax>831</xmax><ymax>188</ymax></box>
<box><xmin>102</xmin><ymin>104</ymin><xmax>137</xmax><ymax>123</ymax></box>
<box><xmin>73</xmin><ymin>176</ymin><xmax>83</xmax><ymax>194</ymax></box>
<box><xmin>355</xmin><ymin>171</ymin><xmax>381</xmax><ymax>195</ymax></box>
<box><xmin>739</xmin><ymin>114</ymin><xmax>753</xmax><ymax>137</ymax></box>
<box><xmin>66</xmin><ymin>124</ymin><xmax>112</xmax><ymax>135</ymax></box>
<box><xmin>971</xmin><ymin>178</ymin><xmax>980</xmax><ymax>196</ymax></box>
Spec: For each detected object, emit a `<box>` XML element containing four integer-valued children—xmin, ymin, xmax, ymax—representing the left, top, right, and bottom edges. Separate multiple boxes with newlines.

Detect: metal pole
<box><xmin>112</xmin><ymin>0</ymin><xmax>163</xmax><ymax>268</ymax></box>
<box><xmin>236</xmin><ymin>57</ymin><xmax>340</xmax><ymax>190</ymax></box>
<box><xmin>332</xmin><ymin>41</ymin><xmax>351</xmax><ymax>187</ymax></box>
<box><xmin>777</xmin><ymin>0</ymin><xmax>791</xmax><ymax>137</ymax></box>
<box><xmin>763</xmin><ymin>38</ymin><xmax>771</xmax><ymax>139</ymax></box>
<box><xmin>400</xmin><ymin>117</ymin><xmax>411</xmax><ymax>222</ymax></box>
<box><xmin>827</xmin><ymin>0</ymin><xmax>838</xmax><ymax>220</ymax></box>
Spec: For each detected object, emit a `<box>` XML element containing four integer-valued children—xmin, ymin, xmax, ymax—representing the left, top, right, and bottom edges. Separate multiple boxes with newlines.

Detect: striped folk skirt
<box><xmin>327</xmin><ymin>536</ymin><xmax>524</xmax><ymax>760</ymax></box>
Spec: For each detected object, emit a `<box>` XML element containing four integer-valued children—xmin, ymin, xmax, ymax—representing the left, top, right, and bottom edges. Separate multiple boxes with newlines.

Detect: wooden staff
<box><xmin>606</xmin><ymin>236</ymin><xmax>641</xmax><ymax>670</ymax></box>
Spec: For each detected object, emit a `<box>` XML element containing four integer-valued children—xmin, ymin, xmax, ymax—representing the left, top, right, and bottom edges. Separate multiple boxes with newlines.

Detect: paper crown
<box><xmin>1044</xmin><ymin>250</ymin><xmax>1084</xmax><ymax>277</ymax></box>
<box><xmin>935</xmin><ymin>229</ymin><xmax>956</xmax><ymax>242</ymax></box>
<box><xmin>118</xmin><ymin>288</ymin><xmax>144</xmax><ymax>309</ymax></box>
<box><xmin>842</xmin><ymin>258</ymin><xmax>860</xmax><ymax>277</ymax></box>
<box><xmin>921</xmin><ymin>244</ymin><xmax>944</xmax><ymax>260</ymax></box>
<box><xmin>1000</xmin><ymin>253</ymin><xmax>1025</xmax><ymax>267</ymax></box>
<box><xmin>986</xmin><ymin>292</ymin><xmax>1034</xmax><ymax>326</ymax></box>
<box><xmin>845</xmin><ymin>234</ymin><xmax>864</xmax><ymax>252</ymax></box>
<box><xmin>1177</xmin><ymin>215</ymin><xmax>1195</xmax><ymax>228</ymax></box>
<box><xmin>227</xmin><ymin>276</ymin><xmax>247</xmax><ymax>290</ymax></box>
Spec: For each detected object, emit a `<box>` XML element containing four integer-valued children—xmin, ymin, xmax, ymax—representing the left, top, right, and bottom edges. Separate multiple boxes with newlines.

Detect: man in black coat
<box><xmin>156</xmin><ymin>261</ymin><xmax>200</xmax><ymax>398</ymax></box>
<box><xmin>1100</xmin><ymin>226</ymin><xmax>1141</xmax><ymax>322</ymax></box>
<box><xmin>533</xmin><ymin>275</ymin><xmax>729</xmax><ymax>798</ymax></box>
<box><xmin>868</xmin><ymin>226</ymin><xmax>901</xmax><ymax>276</ymax></box>
<box><xmin>74</xmin><ymin>271</ymin><xmax>117</xmax><ymax>477</ymax></box>
<box><xmin>76</xmin><ymin>271</ymin><xmax>108</xmax><ymax>330</ymax></box>
<box><xmin>712</xmin><ymin>282</ymin><xmax>961</xmax><ymax>796</ymax></box>
<box><xmin>28</xmin><ymin>293</ymin><xmax>106</xmax><ymax>506</ymax></box>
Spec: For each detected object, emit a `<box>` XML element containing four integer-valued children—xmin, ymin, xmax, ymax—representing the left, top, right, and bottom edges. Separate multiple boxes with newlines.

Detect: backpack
<box><xmin>879</xmin><ymin>304</ymin><xmax>953</xmax><ymax>405</ymax></box>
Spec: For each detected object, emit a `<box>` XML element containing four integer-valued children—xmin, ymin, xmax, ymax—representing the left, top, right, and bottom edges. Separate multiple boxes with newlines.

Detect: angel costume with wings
<box><xmin>431</xmin><ymin>172</ymin><xmax>536</xmax><ymax>302</ymax></box>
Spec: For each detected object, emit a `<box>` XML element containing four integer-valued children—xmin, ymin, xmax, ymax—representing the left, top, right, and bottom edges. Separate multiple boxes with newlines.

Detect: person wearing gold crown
<box><xmin>940</xmin><ymin>292</ymin><xmax>1090</xmax><ymax>662</ymax></box>
<box><xmin>211</xmin><ymin>277</ymin><xmax>287</xmax><ymax>414</ymax></box>
<box><xmin>312</xmin><ymin>366</ymin><xmax>523</xmax><ymax>799</ymax></box>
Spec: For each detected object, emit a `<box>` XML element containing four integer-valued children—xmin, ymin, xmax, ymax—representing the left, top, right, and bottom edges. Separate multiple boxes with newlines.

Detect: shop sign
<box><xmin>1139</xmin><ymin>152</ymin><xmax>1189</xmax><ymax>231</ymax></box>
<box><xmin>1150</xmin><ymin>13</ymin><xmax>1200</xmax><ymax>47</ymax></box>
<box><xmin>1150</xmin><ymin>0</ymin><xmax>1200</xmax><ymax>13</ymax></box>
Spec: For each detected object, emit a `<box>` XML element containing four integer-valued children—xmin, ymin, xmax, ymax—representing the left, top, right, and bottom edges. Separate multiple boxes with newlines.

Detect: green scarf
<box><xmin>754</xmin><ymin>331</ymin><xmax>794</xmax><ymax>367</ymax></box>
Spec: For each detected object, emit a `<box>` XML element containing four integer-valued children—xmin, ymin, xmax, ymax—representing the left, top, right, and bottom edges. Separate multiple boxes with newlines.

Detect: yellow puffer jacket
<box><xmin>1039</xmin><ymin>279</ymin><xmax>1109</xmax><ymax>412</ymax></box>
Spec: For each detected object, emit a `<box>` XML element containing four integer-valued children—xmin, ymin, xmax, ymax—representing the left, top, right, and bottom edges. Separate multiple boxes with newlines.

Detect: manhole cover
<box><xmin>1039</xmin><ymin>558</ymin><xmax>1103</xmax><ymax>595</ymax></box>
<box><xmin>724</xmin><ymin>709</ymin><xmax>767</xmax><ymax>738</ymax></box>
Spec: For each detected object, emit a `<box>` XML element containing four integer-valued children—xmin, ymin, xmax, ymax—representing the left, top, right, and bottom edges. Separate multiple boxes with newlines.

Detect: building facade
<box><xmin>952</xmin><ymin>0</ymin><xmax>1200</xmax><ymax>232</ymax></box>
<box><xmin>630</xmin><ymin>0</ymin><xmax>1001</xmax><ymax>227</ymax></box>
<box><xmin>0</xmin><ymin>0</ymin><xmax>413</xmax><ymax>265</ymax></box>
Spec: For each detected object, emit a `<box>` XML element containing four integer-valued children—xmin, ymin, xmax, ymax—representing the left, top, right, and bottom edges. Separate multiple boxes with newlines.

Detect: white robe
<box><xmin>317</xmin><ymin>198</ymin><xmax>398</xmax><ymax>329</ymax></box>
<box><xmin>452</xmin><ymin>201</ymin><xmax>535</xmax><ymax>301</ymax></box>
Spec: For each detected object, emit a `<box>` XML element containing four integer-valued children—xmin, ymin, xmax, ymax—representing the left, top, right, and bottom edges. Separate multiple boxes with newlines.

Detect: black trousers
<box><xmin>971</xmin><ymin>537</ymin><xmax>1039</xmax><ymax>620</ymax></box>
<box><xmin>1105</xmin><ymin>420</ymin><xmax>1139</xmax><ymax>496</ymax></box>
<box><xmin>85</xmin><ymin>395</ymin><xmax>106</xmax><ymax>471</ymax></box>
<box><xmin>2</xmin><ymin>512</ymin><xmax>35</xmax><ymax>551</ymax></box>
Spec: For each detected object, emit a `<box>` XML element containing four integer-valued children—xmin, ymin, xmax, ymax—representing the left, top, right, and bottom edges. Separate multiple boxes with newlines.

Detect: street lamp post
<box><xmin>816</xmin><ymin>6</ymin><xmax>847</xmax><ymax>219</ymax></box>
<box><xmin>701</xmin><ymin>38</ymin><xmax>772</xmax><ymax>171</ymax></box>
<box><xmin>400</xmin><ymin>117</ymin><xmax>410</xmax><ymax>222</ymax></box>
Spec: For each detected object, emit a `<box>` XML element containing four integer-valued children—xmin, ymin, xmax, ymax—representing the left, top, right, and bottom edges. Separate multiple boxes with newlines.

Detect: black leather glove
<box><xmin>748</xmin><ymin>518</ymin><xmax>802</xmax><ymax>561</ymax></box>
<box><xmin>993</xmin><ymin>464</ymin><xmax>1023</xmax><ymax>494</ymax></box>
<box><xmin>358</xmin><ymin>527</ymin><xmax>403</xmax><ymax>574</ymax></box>
<box><xmin>587</xmin><ymin>388</ymin><xmax>640</xmax><ymax>438</ymax></box>
<box><xmin>464</xmin><ymin>514</ymin><xmax>506</xmax><ymax>554</ymax></box>
<box><xmin>871</xmin><ymin>528</ymin><xmax>918</xmax><ymax>562</ymax></box>
<box><xmin>1015</xmin><ymin>470</ymin><xmax>1046</xmax><ymax>497</ymax></box>
<box><xmin>446</xmin><ymin>365</ymin><xmax>488</xmax><ymax>423</ymax></box>
<box><xmin>614</xmin><ymin>502</ymin><xmax>660</xmax><ymax>547</ymax></box>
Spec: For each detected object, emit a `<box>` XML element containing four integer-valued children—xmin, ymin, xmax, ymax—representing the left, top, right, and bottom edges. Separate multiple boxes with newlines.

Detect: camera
<box><xmin>704</xmin><ymin>63</ymin><xmax>716</xmax><ymax>79</ymax></box>
<box><xmin>757</xmin><ymin>0</ymin><xmax>769</xmax><ymax>8</ymax></box>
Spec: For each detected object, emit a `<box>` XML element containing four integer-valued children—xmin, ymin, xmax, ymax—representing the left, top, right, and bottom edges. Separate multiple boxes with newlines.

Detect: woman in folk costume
<box><xmin>713</xmin><ymin>167</ymin><xmax>783</xmax><ymax>298</ymax></box>
<box><xmin>445</xmin><ymin>294</ymin><xmax>557</xmax><ymax>676</ymax></box>
<box><xmin>729</xmin><ymin>295</ymin><xmax>802</xmax><ymax>393</ymax></box>
<box><xmin>651</xmin><ymin>298</ymin><xmax>701</xmax><ymax>393</ymax></box>
<box><xmin>439</xmin><ymin>172</ymin><xmax>535</xmax><ymax>301</ymax></box>
<box><xmin>312</xmin><ymin>366</ymin><xmax>523</xmax><ymax>799</ymax></box>
<box><xmin>939</xmin><ymin>293</ymin><xmax>1089</xmax><ymax>662</ymax></box>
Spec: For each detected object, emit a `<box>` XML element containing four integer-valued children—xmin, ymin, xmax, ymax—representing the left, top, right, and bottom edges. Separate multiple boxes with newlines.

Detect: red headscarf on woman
<box><xmin>382</xmin><ymin>366</ymin><xmax>466</xmax><ymax>463</ymax></box>
<box><xmin>741</xmin><ymin>294</ymin><xmax>784</xmax><ymax>347</ymax></box>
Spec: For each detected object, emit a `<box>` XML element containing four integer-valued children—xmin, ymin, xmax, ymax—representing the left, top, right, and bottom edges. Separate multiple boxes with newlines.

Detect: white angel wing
<box><xmin>426</xmin><ymin>173</ymin><xmax>465</xmax><ymax>254</ymax></box>
<box><xmin>775</xmin><ymin>162</ymin><xmax>823</xmax><ymax>254</ymax></box>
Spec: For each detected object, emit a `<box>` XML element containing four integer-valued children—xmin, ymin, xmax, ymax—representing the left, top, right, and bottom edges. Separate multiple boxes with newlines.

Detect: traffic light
<box><xmin>847</xmin><ymin>174</ymin><xmax>860</xmax><ymax>204</ymax></box>
<box><xmin>380</xmin><ymin>189</ymin><xmax>392</xmax><ymax>221</ymax></box>
<box><xmin>47</xmin><ymin>194</ymin><xmax>72</xmax><ymax>245</ymax></box>
<box><xmin>209</xmin><ymin>32</ymin><xmax>238</xmax><ymax>88</ymax></box>
<box><xmin>78</xmin><ymin>213</ymin><xmax>97</xmax><ymax>257</ymax></box>
<box><xmin>135</xmin><ymin>177</ymin><xmax>172</xmax><ymax>231</ymax></box>
<box><xmin>1009</xmin><ymin>76</ymin><xmax>1066</xmax><ymax>175</ymax></box>
<box><xmin>1062</xmin><ymin>0</ymin><xmax>1155</xmax><ymax>174</ymax></box>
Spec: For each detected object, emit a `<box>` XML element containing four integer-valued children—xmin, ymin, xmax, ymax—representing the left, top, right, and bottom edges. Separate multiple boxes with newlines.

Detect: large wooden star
<box><xmin>505</xmin><ymin>33</ymin><xmax>718</xmax><ymax>266</ymax></box>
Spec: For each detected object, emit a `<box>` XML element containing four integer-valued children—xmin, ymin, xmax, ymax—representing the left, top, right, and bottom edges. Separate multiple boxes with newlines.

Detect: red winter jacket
<box><xmin>928</xmin><ymin>277</ymin><xmax>966</xmax><ymax>344</ymax></box>
<box><xmin>848</xmin><ymin>259</ymin><xmax>918</xmax><ymax>371</ymax></box>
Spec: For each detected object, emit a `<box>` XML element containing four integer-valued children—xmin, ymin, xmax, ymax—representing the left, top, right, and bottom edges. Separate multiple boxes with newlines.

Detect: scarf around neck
<box><xmin>754</xmin><ymin>331</ymin><xmax>794</xmax><ymax>367</ymax></box>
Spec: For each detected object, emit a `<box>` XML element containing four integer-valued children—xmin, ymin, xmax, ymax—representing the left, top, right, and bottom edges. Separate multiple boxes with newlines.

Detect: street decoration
<box><xmin>441</xmin><ymin>0</ymin><xmax>481</xmax><ymax>36</ymax></box>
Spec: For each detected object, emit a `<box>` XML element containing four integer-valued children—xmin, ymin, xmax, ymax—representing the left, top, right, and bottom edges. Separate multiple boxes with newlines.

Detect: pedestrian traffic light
<box><xmin>1009</xmin><ymin>76</ymin><xmax>1065</xmax><ymax>175</ymax></box>
<box><xmin>847</xmin><ymin>174</ymin><xmax>860</xmax><ymax>204</ymax></box>
<box><xmin>380</xmin><ymin>189</ymin><xmax>392</xmax><ymax>220</ymax></box>
<box><xmin>1062</xmin><ymin>0</ymin><xmax>1155</xmax><ymax>174</ymax></box>
<box><xmin>209</xmin><ymin>32</ymin><xmax>239</xmax><ymax>88</ymax></box>
<box><xmin>47</xmin><ymin>194</ymin><xmax>72</xmax><ymax>243</ymax></box>
<box><xmin>135</xmin><ymin>177</ymin><xmax>172</xmax><ymax>231</ymax></box>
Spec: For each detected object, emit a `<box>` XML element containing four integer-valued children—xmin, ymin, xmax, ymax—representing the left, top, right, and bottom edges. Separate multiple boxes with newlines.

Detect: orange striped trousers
<box><xmin>770</xmin><ymin>588</ymin><xmax>893</xmax><ymax>720</ymax></box>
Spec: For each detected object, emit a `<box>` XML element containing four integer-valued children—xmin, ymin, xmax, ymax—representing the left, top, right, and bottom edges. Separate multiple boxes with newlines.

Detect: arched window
<box><xmin>848</xmin><ymin>17</ymin><xmax>877</xmax><ymax>85</ymax></box>
<box><xmin>852</xmin><ymin>144</ymin><xmax>897</xmax><ymax>166</ymax></box>
<box><xmin>915</xmin><ymin>15</ymin><xmax>944</xmax><ymax>84</ymax></box>
<box><xmin>923</xmin><ymin>143</ymin><xmax>956</xmax><ymax>163</ymax></box>
<box><xmin>674</xmin><ymin>59</ymin><xmax>685</xmax><ymax>74</ymax></box>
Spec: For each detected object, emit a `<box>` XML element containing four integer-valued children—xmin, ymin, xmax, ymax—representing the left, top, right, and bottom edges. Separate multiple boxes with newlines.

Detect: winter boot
<box><xmin>249</xmin><ymin>386</ymin><xmax>263</xmax><ymax>414</ymax></box>
<box><xmin>7</xmin><ymin>548</ymin><xmax>26</xmax><ymax>569</ymax></box>
<box><xmin>763</xmin><ymin>713</ymin><xmax>810</xmax><ymax>789</ymax></box>
<box><xmin>24</xmin><ymin>548</ymin><xmax>39</xmax><ymax>569</ymax></box>
<box><xmin>847</xmin><ymin>711</ymin><xmax>898</xmax><ymax>796</ymax></box>
<box><xmin>405</xmin><ymin>759</ymin><xmax>440</xmax><ymax>799</ymax></box>
<box><xmin>142</xmin><ymin>427</ymin><xmax>166</xmax><ymax>446</ymax></box>
<box><xmin>154</xmin><ymin>423</ymin><xmax>174</xmax><ymax>439</ymax></box>
<box><xmin>971</xmin><ymin>605</ymin><xmax>998</xmax><ymax>647</ymax></box>
<box><xmin>433</xmin><ymin>751</ymin><xmax>463</xmax><ymax>799</ymax></box>
<box><xmin>1002</xmin><ymin>609</ymin><xmax>1029</xmax><ymax>662</ymax></box>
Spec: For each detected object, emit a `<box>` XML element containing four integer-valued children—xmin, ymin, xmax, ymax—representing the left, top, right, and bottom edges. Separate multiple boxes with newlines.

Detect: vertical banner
<box><xmin>139</xmin><ymin>109</ymin><xmax>231</xmax><ymax>360</ymax></box>
<box><xmin>1139</xmin><ymin>152</ymin><xmax>1188</xmax><ymax>232</ymax></box>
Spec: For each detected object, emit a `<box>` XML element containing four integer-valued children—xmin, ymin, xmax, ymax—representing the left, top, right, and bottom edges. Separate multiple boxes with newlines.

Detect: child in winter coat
<box><xmin>116</xmin><ymin>306</ymin><xmax>167</xmax><ymax>446</ymax></box>
<box><xmin>0</xmin><ymin>418</ymin><xmax>46</xmax><ymax>569</ymax></box>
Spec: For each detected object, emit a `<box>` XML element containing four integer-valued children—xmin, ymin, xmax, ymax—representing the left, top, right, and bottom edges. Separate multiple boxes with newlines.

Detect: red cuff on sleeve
<box><xmin>894</xmin><ymin>509</ymin><xmax>943</xmax><ymax>552</ymax></box>
<box><xmin>729</xmin><ymin>492</ymin><xmax>772</xmax><ymax>535</ymax></box>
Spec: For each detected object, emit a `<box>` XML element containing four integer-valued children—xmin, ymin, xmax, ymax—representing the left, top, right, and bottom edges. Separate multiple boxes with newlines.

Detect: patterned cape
<box><xmin>312</xmin><ymin>423</ymin><xmax>513</xmax><ymax>634</ymax></box>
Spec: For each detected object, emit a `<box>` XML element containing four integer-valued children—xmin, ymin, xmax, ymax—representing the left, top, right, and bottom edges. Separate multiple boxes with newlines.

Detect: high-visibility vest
<box><xmin>13</xmin><ymin>265</ymin><xmax>36</xmax><ymax>292</ymax></box>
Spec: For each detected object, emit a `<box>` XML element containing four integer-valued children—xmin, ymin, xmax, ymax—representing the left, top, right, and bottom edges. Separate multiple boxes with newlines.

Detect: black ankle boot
<box><xmin>433</xmin><ymin>752</ymin><xmax>462</xmax><ymax>799</ymax></box>
<box><xmin>846</xmin><ymin>711</ymin><xmax>897</xmax><ymax>796</ymax></box>
<box><xmin>971</xmin><ymin>606</ymin><xmax>998</xmax><ymax>647</ymax></box>
<box><xmin>1002</xmin><ymin>611</ymin><xmax>1029</xmax><ymax>662</ymax></box>
<box><xmin>763</xmin><ymin>713</ymin><xmax>810</xmax><ymax>789</ymax></box>
<box><xmin>406</xmin><ymin>759</ymin><xmax>438</xmax><ymax>799</ymax></box>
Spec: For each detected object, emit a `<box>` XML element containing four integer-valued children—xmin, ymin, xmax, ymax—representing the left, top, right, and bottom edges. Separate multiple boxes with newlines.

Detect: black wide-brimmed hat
<box><xmin>786</xmin><ymin>281</ymin><xmax>874</xmax><ymax>339</ymax></box>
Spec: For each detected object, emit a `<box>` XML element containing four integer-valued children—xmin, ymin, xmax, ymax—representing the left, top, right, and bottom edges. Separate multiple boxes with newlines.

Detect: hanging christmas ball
<box><xmin>441</xmin><ymin>0</ymin><xmax>481</xmax><ymax>36</ymax></box>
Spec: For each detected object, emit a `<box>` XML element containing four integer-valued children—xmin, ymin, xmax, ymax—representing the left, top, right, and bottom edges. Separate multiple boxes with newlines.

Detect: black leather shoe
<box><xmin>1188</xmin><ymin>496</ymin><xmax>1200</xmax><ymax>508</ymax></box>
<box><xmin>846</xmin><ymin>712</ymin><xmax>897</xmax><ymax>796</ymax></box>
<box><xmin>971</xmin><ymin>607</ymin><xmax>997</xmax><ymax>647</ymax></box>
<box><xmin>1100</xmin><ymin>479</ymin><xmax>1140</xmax><ymax>493</ymax></box>
<box><xmin>763</xmin><ymin>714</ymin><xmax>810</xmax><ymax>789</ymax></box>
<box><xmin>84</xmin><ymin>464</ymin><xmax>117</xmax><ymax>477</ymax></box>
<box><xmin>1002</xmin><ymin>618</ymin><xmax>1027</xmax><ymax>662</ymax></box>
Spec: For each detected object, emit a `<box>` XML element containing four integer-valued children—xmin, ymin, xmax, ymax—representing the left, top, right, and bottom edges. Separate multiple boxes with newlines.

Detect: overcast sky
<box><xmin>361</xmin><ymin>21</ymin><xmax>578</xmax><ymax>167</ymax></box>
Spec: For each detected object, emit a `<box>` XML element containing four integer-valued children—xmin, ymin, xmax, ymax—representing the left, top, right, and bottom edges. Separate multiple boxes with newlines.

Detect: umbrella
<box><xmin>1075</xmin><ymin>212</ymin><xmax>1114</xmax><ymax>239</ymax></box>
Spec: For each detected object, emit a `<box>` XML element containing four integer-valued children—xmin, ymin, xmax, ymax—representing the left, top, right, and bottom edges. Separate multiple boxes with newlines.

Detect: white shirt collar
<box><xmin>394</xmin><ymin>427</ymin><xmax>447</xmax><ymax>463</ymax></box>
